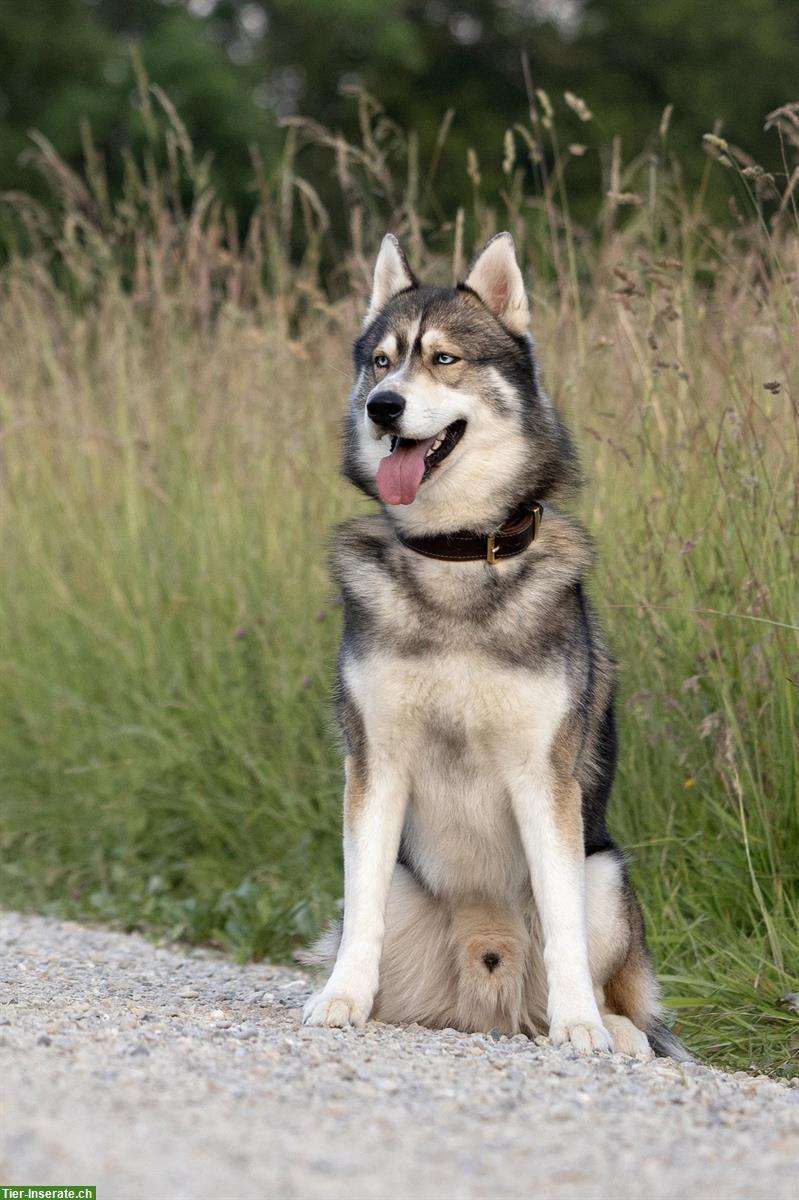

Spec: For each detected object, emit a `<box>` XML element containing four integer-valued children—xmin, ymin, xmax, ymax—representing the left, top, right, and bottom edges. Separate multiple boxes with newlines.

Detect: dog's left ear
<box><xmin>365</xmin><ymin>234</ymin><xmax>417</xmax><ymax>324</ymax></box>
<box><xmin>463</xmin><ymin>232</ymin><xmax>530</xmax><ymax>335</ymax></box>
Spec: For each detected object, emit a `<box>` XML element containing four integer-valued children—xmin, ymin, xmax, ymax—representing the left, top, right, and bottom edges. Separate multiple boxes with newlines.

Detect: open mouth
<box><xmin>377</xmin><ymin>419</ymin><xmax>466</xmax><ymax>506</ymax></box>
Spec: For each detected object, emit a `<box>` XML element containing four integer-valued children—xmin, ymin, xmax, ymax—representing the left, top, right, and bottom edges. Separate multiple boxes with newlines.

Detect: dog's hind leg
<box><xmin>585</xmin><ymin>850</ymin><xmax>691</xmax><ymax>1060</ymax></box>
<box><xmin>602</xmin><ymin>892</ymin><xmax>692</xmax><ymax>1061</ymax></box>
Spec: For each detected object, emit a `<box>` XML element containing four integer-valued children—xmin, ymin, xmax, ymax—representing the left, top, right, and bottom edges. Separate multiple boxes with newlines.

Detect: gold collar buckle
<box><xmin>531</xmin><ymin>502</ymin><xmax>543</xmax><ymax>540</ymax></box>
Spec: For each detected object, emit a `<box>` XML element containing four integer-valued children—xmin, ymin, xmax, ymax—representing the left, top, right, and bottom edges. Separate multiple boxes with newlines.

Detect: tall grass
<box><xmin>0</xmin><ymin>84</ymin><xmax>796</xmax><ymax>1074</ymax></box>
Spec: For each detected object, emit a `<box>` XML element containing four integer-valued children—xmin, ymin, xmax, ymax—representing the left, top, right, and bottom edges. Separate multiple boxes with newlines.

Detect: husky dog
<box><xmin>302</xmin><ymin>233</ymin><xmax>687</xmax><ymax>1058</ymax></box>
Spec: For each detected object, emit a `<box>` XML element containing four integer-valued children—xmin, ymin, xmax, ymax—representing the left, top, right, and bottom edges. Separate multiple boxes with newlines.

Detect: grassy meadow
<box><xmin>0</xmin><ymin>89</ymin><xmax>797</xmax><ymax>1075</ymax></box>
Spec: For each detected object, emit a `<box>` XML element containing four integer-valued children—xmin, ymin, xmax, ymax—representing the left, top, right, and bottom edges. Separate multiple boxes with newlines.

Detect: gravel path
<box><xmin>0</xmin><ymin>911</ymin><xmax>796</xmax><ymax>1200</ymax></box>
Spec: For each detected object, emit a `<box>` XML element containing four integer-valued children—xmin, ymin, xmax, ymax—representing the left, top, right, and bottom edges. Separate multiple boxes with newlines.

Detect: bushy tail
<box><xmin>295</xmin><ymin>921</ymin><xmax>341</xmax><ymax>971</ymax></box>
<box><xmin>647</xmin><ymin>1018</ymin><xmax>693</xmax><ymax>1062</ymax></box>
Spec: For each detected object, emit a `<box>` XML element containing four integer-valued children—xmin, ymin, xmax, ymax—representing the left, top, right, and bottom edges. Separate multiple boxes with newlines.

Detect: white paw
<box><xmin>550</xmin><ymin>1018</ymin><xmax>614</xmax><ymax>1055</ymax></box>
<box><xmin>602</xmin><ymin>1014</ymin><xmax>653</xmax><ymax>1059</ymax></box>
<box><xmin>303</xmin><ymin>990</ymin><xmax>370</xmax><ymax>1029</ymax></box>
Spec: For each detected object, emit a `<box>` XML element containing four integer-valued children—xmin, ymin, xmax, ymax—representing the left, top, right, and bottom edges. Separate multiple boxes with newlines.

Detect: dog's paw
<box><xmin>602</xmin><ymin>1014</ymin><xmax>653</xmax><ymax>1059</ymax></box>
<box><xmin>302</xmin><ymin>990</ymin><xmax>370</xmax><ymax>1029</ymax></box>
<box><xmin>549</xmin><ymin>1018</ymin><xmax>614</xmax><ymax>1055</ymax></box>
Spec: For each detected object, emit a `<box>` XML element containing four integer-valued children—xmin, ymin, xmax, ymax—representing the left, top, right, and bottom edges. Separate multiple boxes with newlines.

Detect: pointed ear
<box><xmin>463</xmin><ymin>232</ymin><xmax>530</xmax><ymax>335</ymax></box>
<box><xmin>365</xmin><ymin>234</ymin><xmax>416</xmax><ymax>324</ymax></box>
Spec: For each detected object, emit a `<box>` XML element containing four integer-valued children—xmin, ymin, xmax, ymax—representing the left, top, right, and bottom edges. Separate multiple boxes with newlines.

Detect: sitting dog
<box><xmin>303</xmin><ymin>232</ymin><xmax>687</xmax><ymax>1058</ymax></box>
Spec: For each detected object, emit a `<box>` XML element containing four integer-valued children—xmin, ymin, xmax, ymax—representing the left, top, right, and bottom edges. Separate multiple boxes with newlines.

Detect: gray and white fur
<box><xmin>302</xmin><ymin>232</ymin><xmax>689</xmax><ymax>1060</ymax></box>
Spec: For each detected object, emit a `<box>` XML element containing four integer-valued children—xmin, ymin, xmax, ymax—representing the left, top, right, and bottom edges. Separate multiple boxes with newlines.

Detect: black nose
<box><xmin>482</xmin><ymin>951</ymin><xmax>501</xmax><ymax>973</ymax></box>
<box><xmin>367</xmin><ymin>391</ymin><xmax>405</xmax><ymax>428</ymax></box>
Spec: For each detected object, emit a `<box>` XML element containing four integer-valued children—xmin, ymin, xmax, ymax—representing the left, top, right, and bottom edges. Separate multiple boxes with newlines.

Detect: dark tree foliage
<box><xmin>1</xmin><ymin>0</ymin><xmax>796</xmax><ymax>227</ymax></box>
<box><xmin>0</xmin><ymin>0</ymin><xmax>277</xmax><ymax>208</ymax></box>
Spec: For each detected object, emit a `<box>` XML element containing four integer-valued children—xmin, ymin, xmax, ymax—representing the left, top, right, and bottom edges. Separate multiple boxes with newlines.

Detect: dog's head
<box><xmin>343</xmin><ymin>232</ymin><xmax>577</xmax><ymax>533</ymax></box>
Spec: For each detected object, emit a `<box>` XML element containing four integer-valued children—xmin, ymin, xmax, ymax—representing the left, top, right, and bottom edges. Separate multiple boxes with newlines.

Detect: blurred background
<box><xmin>0</xmin><ymin>1</ymin><xmax>796</xmax><ymax>1078</ymax></box>
<box><xmin>2</xmin><ymin>0</ymin><xmax>799</xmax><ymax>238</ymax></box>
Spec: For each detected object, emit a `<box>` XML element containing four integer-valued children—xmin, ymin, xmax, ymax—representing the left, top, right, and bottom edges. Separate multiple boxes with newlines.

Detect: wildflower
<box><xmin>502</xmin><ymin>129</ymin><xmax>516</xmax><ymax>176</ymax></box>
<box><xmin>564</xmin><ymin>91</ymin><xmax>593</xmax><ymax>122</ymax></box>
<box><xmin>606</xmin><ymin>191</ymin><xmax>643</xmax><ymax>206</ymax></box>
<box><xmin>535</xmin><ymin>89</ymin><xmax>553</xmax><ymax>130</ymax></box>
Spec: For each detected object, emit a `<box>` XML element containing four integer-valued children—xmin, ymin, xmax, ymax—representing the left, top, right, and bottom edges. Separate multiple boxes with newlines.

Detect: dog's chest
<box><xmin>344</xmin><ymin>650</ymin><xmax>568</xmax><ymax>899</ymax></box>
<box><xmin>346</xmin><ymin>649</ymin><xmax>564</xmax><ymax>747</ymax></box>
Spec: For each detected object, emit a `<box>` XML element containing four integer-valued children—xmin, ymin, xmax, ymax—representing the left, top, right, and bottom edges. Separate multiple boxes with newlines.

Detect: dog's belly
<box><xmin>344</xmin><ymin>650</ymin><xmax>569</xmax><ymax>904</ymax></box>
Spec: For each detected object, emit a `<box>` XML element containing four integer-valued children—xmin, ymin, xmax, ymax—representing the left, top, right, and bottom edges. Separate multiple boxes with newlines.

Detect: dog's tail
<box><xmin>295</xmin><ymin>922</ymin><xmax>341</xmax><ymax>971</ymax></box>
<box><xmin>646</xmin><ymin>1018</ymin><xmax>693</xmax><ymax>1062</ymax></box>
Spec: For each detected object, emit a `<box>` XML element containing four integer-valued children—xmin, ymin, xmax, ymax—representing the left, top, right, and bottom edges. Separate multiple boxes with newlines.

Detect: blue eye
<box><xmin>374</xmin><ymin>353</ymin><xmax>390</xmax><ymax>369</ymax></box>
<box><xmin>435</xmin><ymin>352</ymin><xmax>459</xmax><ymax>365</ymax></box>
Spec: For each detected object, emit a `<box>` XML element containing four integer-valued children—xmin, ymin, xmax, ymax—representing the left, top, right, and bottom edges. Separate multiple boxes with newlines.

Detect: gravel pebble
<box><xmin>0</xmin><ymin>910</ymin><xmax>796</xmax><ymax>1199</ymax></box>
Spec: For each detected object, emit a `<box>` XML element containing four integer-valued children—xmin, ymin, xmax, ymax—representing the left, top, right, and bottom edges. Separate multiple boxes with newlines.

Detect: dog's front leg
<box><xmin>510</xmin><ymin>770</ymin><xmax>613</xmax><ymax>1054</ymax></box>
<box><xmin>303</xmin><ymin>755</ymin><xmax>407</xmax><ymax>1029</ymax></box>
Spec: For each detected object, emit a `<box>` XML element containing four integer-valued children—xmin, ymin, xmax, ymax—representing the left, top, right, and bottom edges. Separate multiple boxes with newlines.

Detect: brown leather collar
<box><xmin>396</xmin><ymin>503</ymin><xmax>543</xmax><ymax>564</ymax></box>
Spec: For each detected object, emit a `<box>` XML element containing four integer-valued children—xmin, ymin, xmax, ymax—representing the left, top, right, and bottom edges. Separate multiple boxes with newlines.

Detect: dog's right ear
<box><xmin>365</xmin><ymin>234</ymin><xmax>416</xmax><ymax>325</ymax></box>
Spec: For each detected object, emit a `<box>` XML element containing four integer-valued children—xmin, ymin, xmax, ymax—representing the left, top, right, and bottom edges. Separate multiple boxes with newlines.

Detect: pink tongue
<box><xmin>376</xmin><ymin>437</ymin><xmax>437</xmax><ymax>505</ymax></box>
